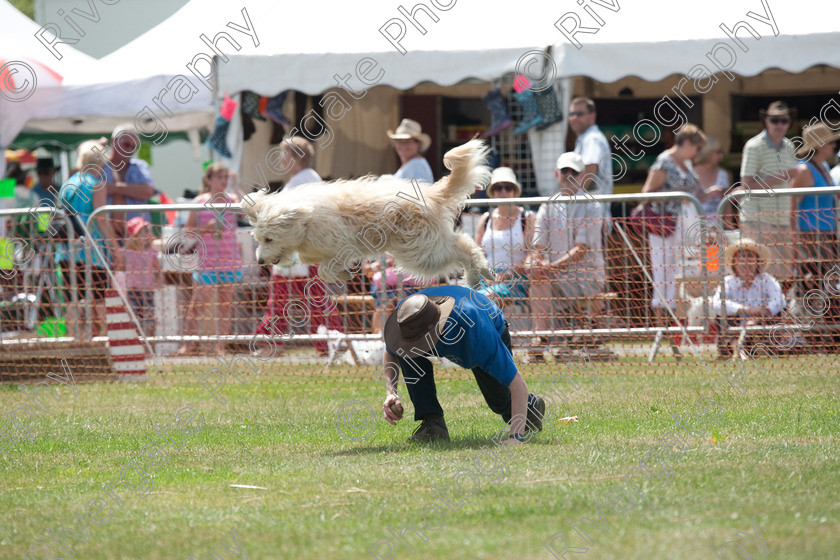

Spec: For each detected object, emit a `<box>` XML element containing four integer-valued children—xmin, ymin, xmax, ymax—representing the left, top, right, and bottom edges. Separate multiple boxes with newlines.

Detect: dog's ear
<box><xmin>239</xmin><ymin>189</ymin><xmax>267</xmax><ymax>221</ymax></box>
<box><xmin>272</xmin><ymin>202</ymin><xmax>314</xmax><ymax>230</ymax></box>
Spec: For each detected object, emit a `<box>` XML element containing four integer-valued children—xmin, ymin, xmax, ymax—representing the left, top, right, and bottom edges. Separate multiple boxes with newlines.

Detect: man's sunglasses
<box><xmin>568</xmin><ymin>110</ymin><xmax>589</xmax><ymax>118</ymax></box>
<box><xmin>559</xmin><ymin>168</ymin><xmax>581</xmax><ymax>176</ymax></box>
<box><xmin>768</xmin><ymin>117</ymin><xmax>790</xmax><ymax>125</ymax></box>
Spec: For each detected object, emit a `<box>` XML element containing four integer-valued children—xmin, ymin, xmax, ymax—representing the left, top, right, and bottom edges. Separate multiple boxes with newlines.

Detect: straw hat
<box><xmin>724</xmin><ymin>238</ymin><xmax>770</xmax><ymax>273</ymax></box>
<box><xmin>488</xmin><ymin>167</ymin><xmax>522</xmax><ymax>197</ymax></box>
<box><xmin>795</xmin><ymin>121</ymin><xmax>840</xmax><ymax>159</ymax></box>
<box><xmin>384</xmin><ymin>294</ymin><xmax>455</xmax><ymax>357</ymax></box>
<box><xmin>759</xmin><ymin>100</ymin><xmax>797</xmax><ymax>121</ymax></box>
<box><xmin>387</xmin><ymin>119</ymin><xmax>432</xmax><ymax>153</ymax></box>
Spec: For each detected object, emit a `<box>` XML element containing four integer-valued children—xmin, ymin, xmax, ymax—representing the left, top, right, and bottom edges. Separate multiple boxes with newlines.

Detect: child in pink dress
<box><xmin>179</xmin><ymin>164</ymin><xmax>242</xmax><ymax>354</ymax></box>
<box><xmin>122</xmin><ymin>217</ymin><xmax>161</xmax><ymax>336</ymax></box>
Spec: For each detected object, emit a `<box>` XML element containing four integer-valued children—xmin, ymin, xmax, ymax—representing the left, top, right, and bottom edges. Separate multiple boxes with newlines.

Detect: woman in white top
<box><xmin>387</xmin><ymin>119</ymin><xmax>434</xmax><ymax>184</ymax></box>
<box><xmin>711</xmin><ymin>239</ymin><xmax>785</xmax><ymax>359</ymax></box>
<box><xmin>474</xmin><ymin>167</ymin><xmax>535</xmax><ymax>300</ymax></box>
<box><xmin>641</xmin><ymin>124</ymin><xmax>707</xmax><ymax>325</ymax></box>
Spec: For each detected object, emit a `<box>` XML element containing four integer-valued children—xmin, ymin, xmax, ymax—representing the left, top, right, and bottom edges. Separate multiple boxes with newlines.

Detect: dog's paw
<box><xmin>465</xmin><ymin>270</ymin><xmax>482</xmax><ymax>290</ymax></box>
<box><xmin>480</xmin><ymin>267</ymin><xmax>496</xmax><ymax>282</ymax></box>
<box><xmin>316</xmin><ymin>264</ymin><xmax>340</xmax><ymax>283</ymax></box>
<box><xmin>319</xmin><ymin>266</ymin><xmax>355</xmax><ymax>283</ymax></box>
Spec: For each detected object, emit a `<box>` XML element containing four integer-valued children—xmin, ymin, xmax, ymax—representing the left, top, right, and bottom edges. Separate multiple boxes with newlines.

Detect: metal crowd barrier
<box><xmin>466</xmin><ymin>192</ymin><xmax>707</xmax><ymax>348</ymax></box>
<box><xmin>78</xmin><ymin>194</ymin><xmax>711</xmax><ymax>358</ymax></box>
<box><xmin>715</xmin><ymin>185</ymin><xmax>840</xmax><ymax>345</ymax></box>
<box><xmin>85</xmin><ymin>204</ymin><xmax>387</xmax><ymax>359</ymax></box>
<box><xmin>0</xmin><ymin>206</ymin><xmax>80</xmax><ymax>344</ymax></box>
<box><xmin>23</xmin><ymin>186</ymin><xmax>831</xmax><ymax>362</ymax></box>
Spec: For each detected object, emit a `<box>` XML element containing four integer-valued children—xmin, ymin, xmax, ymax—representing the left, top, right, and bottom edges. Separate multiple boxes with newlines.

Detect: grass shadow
<box><xmin>325</xmin><ymin>433</ymin><xmax>556</xmax><ymax>456</ymax></box>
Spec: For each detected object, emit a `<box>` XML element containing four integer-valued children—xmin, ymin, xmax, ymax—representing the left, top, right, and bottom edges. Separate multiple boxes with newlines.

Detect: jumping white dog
<box><xmin>241</xmin><ymin>139</ymin><xmax>495</xmax><ymax>286</ymax></box>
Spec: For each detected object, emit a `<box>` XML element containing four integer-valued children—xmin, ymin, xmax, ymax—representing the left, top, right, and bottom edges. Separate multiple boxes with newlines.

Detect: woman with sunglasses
<box><xmin>474</xmin><ymin>167</ymin><xmax>534</xmax><ymax>305</ymax></box>
<box><xmin>693</xmin><ymin>136</ymin><xmax>731</xmax><ymax>219</ymax></box>
<box><xmin>640</xmin><ymin>124</ymin><xmax>707</xmax><ymax>326</ymax></box>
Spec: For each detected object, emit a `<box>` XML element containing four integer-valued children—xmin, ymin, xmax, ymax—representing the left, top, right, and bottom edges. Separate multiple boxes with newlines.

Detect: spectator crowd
<box><xmin>3</xmin><ymin>98</ymin><xmax>840</xmax><ymax>359</ymax></box>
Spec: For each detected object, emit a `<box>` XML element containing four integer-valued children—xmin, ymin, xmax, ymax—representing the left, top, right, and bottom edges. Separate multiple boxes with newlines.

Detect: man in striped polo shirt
<box><xmin>738</xmin><ymin>101</ymin><xmax>802</xmax><ymax>285</ymax></box>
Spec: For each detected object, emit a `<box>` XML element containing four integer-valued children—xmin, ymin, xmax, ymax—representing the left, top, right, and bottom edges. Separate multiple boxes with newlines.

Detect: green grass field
<box><xmin>1</xmin><ymin>355</ymin><xmax>838</xmax><ymax>559</ymax></box>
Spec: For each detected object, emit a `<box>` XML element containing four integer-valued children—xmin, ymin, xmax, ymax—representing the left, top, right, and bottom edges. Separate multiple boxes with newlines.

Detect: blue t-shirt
<box><xmin>394</xmin><ymin>157</ymin><xmax>434</xmax><ymax>184</ymax></box>
<box><xmin>103</xmin><ymin>158</ymin><xmax>155</xmax><ymax>221</ymax></box>
<box><xmin>386</xmin><ymin>285</ymin><xmax>517</xmax><ymax>386</ymax></box>
<box><xmin>55</xmin><ymin>172</ymin><xmax>105</xmax><ymax>267</ymax></box>
<box><xmin>798</xmin><ymin>160</ymin><xmax>837</xmax><ymax>232</ymax></box>
<box><xmin>31</xmin><ymin>183</ymin><xmax>56</xmax><ymax>206</ymax></box>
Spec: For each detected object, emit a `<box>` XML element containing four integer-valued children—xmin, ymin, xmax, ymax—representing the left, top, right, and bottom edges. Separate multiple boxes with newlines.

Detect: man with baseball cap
<box><xmin>382</xmin><ymin>285</ymin><xmax>545</xmax><ymax>443</ymax></box>
<box><xmin>527</xmin><ymin>152</ymin><xmax>608</xmax><ymax>362</ymax></box>
<box><xmin>101</xmin><ymin>123</ymin><xmax>157</xmax><ymax>237</ymax></box>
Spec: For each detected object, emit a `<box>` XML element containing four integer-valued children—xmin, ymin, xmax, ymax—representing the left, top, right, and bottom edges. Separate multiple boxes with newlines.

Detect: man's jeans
<box><xmin>397</xmin><ymin>322</ymin><xmax>537</xmax><ymax>422</ymax></box>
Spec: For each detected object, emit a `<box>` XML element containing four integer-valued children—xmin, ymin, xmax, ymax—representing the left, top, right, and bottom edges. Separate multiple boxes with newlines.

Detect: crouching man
<box><xmin>381</xmin><ymin>285</ymin><xmax>545</xmax><ymax>444</ymax></box>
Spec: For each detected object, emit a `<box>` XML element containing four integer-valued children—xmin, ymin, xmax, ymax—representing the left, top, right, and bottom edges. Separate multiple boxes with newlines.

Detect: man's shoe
<box><xmin>408</xmin><ymin>415</ymin><xmax>450</xmax><ymax>442</ymax></box>
<box><xmin>526</xmin><ymin>395</ymin><xmax>546</xmax><ymax>433</ymax></box>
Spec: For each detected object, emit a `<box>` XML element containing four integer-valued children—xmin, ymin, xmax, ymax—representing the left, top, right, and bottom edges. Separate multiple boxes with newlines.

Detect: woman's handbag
<box><xmin>629</xmin><ymin>203</ymin><xmax>678</xmax><ymax>237</ymax></box>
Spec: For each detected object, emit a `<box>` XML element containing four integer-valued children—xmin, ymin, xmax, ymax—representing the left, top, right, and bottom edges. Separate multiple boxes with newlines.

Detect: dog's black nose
<box><xmin>257</xmin><ymin>258</ymin><xmax>264</xmax><ymax>265</ymax></box>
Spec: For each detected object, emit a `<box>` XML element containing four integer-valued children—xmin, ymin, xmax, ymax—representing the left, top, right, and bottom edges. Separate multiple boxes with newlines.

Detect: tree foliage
<box><xmin>11</xmin><ymin>0</ymin><xmax>35</xmax><ymax>20</ymax></box>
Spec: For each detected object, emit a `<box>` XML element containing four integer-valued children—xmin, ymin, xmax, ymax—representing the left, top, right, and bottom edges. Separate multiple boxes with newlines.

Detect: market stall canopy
<box><xmin>216</xmin><ymin>0</ymin><xmax>840</xmax><ymax>96</ymax></box>
<box><xmin>548</xmin><ymin>0</ymin><xmax>840</xmax><ymax>81</ymax></box>
<box><xmin>8</xmin><ymin>0</ymin><xmax>839</xmax><ymax>152</ymax></box>
<box><xmin>0</xmin><ymin>0</ymin><xmax>95</xmax><ymax>68</ymax></box>
<box><xmin>212</xmin><ymin>0</ymin><xmax>565</xmax><ymax>95</ymax></box>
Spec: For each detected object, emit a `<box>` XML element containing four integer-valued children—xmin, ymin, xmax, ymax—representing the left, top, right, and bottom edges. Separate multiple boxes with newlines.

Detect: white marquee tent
<box><xmin>0</xmin><ymin>0</ymin><xmax>96</xmax><ymax>152</ymax></box>
<box><xmin>0</xmin><ymin>0</ymin><xmax>214</xmax><ymax>155</ymax></box>
<box><xmin>4</xmin><ymin>0</ymin><xmax>840</xmax><ymax>173</ymax></box>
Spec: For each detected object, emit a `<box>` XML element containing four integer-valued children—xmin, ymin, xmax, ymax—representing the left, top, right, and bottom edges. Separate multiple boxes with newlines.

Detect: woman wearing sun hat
<box><xmin>711</xmin><ymin>238</ymin><xmax>785</xmax><ymax>360</ymax></box>
<box><xmin>474</xmin><ymin>167</ymin><xmax>534</xmax><ymax>303</ymax></box>
<box><xmin>387</xmin><ymin>118</ymin><xmax>434</xmax><ymax>183</ymax></box>
<box><xmin>789</xmin><ymin>121</ymin><xmax>840</xmax><ymax>295</ymax></box>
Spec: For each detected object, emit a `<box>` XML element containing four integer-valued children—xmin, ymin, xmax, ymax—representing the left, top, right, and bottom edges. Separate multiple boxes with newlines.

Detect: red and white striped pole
<box><xmin>104</xmin><ymin>289</ymin><xmax>148</xmax><ymax>381</ymax></box>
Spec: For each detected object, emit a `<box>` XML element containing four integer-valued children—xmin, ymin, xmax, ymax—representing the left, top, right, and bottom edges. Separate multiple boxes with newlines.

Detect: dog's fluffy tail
<box><xmin>440</xmin><ymin>139</ymin><xmax>492</xmax><ymax>200</ymax></box>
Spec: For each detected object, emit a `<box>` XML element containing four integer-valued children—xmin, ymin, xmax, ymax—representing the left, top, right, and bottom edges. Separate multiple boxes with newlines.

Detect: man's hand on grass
<box><xmin>383</xmin><ymin>394</ymin><xmax>403</xmax><ymax>425</ymax></box>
